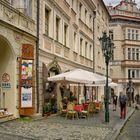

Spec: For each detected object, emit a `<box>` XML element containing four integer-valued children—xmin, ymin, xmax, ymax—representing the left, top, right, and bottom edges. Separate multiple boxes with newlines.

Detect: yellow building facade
<box><xmin>39</xmin><ymin>0</ymin><xmax>110</xmax><ymax>113</ymax></box>
<box><xmin>0</xmin><ymin>0</ymin><xmax>37</xmax><ymax>118</ymax></box>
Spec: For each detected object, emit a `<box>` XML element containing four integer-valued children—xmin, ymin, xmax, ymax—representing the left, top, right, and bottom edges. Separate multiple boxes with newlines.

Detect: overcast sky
<box><xmin>103</xmin><ymin>0</ymin><xmax>140</xmax><ymax>8</ymax></box>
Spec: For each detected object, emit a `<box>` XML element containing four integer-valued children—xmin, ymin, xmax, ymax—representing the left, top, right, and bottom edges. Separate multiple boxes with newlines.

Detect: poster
<box><xmin>21</xmin><ymin>87</ymin><xmax>32</xmax><ymax>107</ymax></box>
<box><xmin>21</xmin><ymin>60</ymin><xmax>33</xmax><ymax>80</ymax></box>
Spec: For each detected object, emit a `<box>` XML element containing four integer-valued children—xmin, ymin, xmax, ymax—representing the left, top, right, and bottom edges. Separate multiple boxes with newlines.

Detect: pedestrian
<box><xmin>119</xmin><ymin>92</ymin><xmax>127</xmax><ymax>119</ymax></box>
<box><xmin>135</xmin><ymin>93</ymin><xmax>140</xmax><ymax>110</ymax></box>
<box><xmin>112</xmin><ymin>93</ymin><xmax>118</xmax><ymax>111</ymax></box>
<box><xmin>135</xmin><ymin>93</ymin><xmax>140</xmax><ymax>105</ymax></box>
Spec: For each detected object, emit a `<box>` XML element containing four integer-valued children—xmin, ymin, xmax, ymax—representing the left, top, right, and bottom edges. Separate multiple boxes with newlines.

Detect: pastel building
<box><xmin>108</xmin><ymin>0</ymin><xmax>140</xmax><ymax>95</ymax></box>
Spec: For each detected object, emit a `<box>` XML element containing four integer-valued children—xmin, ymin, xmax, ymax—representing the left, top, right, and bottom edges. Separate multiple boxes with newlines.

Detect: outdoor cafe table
<box><xmin>74</xmin><ymin>105</ymin><xmax>84</xmax><ymax>112</ymax></box>
<box><xmin>74</xmin><ymin>105</ymin><xmax>84</xmax><ymax>118</ymax></box>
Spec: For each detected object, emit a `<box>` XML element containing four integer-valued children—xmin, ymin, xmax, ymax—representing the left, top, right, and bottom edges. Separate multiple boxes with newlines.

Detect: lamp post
<box><xmin>99</xmin><ymin>32</ymin><xmax>114</xmax><ymax>122</ymax></box>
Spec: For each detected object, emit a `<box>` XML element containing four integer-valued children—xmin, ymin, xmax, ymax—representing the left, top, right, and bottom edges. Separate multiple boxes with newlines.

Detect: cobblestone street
<box><xmin>117</xmin><ymin>110</ymin><xmax>140</xmax><ymax>140</ymax></box>
<box><xmin>0</xmin><ymin>106</ymin><xmax>134</xmax><ymax>140</ymax></box>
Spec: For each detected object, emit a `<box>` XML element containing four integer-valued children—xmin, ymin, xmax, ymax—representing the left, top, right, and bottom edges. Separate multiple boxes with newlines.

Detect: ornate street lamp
<box><xmin>126</xmin><ymin>76</ymin><xmax>134</xmax><ymax>107</ymax></box>
<box><xmin>99</xmin><ymin>32</ymin><xmax>114</xmax><ymax>122</ymax></box>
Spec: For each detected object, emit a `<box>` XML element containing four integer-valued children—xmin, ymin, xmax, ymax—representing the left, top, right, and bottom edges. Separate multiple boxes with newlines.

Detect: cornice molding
<box><xmin>48</xmin><ymin>0</ymin><xmax>71</xmax><ymax>21</ymax></box>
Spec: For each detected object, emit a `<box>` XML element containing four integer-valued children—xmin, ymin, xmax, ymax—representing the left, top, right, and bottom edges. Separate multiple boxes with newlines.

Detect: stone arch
<box><xmin>0</xmin><ymin>34</ymin><xmax>17</xmax><ymax>117</ymax></box>
<box><xmin>0</xmin><ymin>27</ymin><xmax>20</xmax><ymax>57</ymax></box>
<box><xmin>47</xmin><ymin>57</ymin><xmax>62</xmax><ymax>76</ymax></box>
<box><xmin>0</xmin><ymin>35</ymin><xmax>16</xmax><ymax>58</ymax></box>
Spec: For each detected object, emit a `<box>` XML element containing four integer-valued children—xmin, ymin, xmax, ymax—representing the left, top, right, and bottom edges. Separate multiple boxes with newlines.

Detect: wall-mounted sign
<box><xmin>21</xmin><ymin>60</ymin><xmax>33</xmax><ymax>80</ymax></box>
<box><xmin>1</xmin><ymin>82</ymin><xmax>11</xmax><ymax>89</ymax></box>
<box><xmin>2</xmin><ymin>73</ymin><xmax>10</xmax><ymax>82</ymax></box>
<box><xmin>1</xmin><ymin>73</ymin><xmax>11</xmax><ymax>89</ymax></box>
<box><xmin>21</xmin><ymin>86</ymin><xmax>32</xmax><ymax>107</ymax></box>
<box><xmin>19</xmin><ymin>44</ymin><xmax>34</xmax><ymax>115</ymax></box>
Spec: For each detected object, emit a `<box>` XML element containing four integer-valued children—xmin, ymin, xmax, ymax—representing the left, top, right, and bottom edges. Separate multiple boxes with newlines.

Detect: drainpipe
<box><xmin>36</xmin><ymin>0</ymin><xmax>40</xmax><ymax>113</ymax></box>
<box><xmin>93</xmin><ymin>11</ymin><xmax>96</xmax><ymax>73</ymax></box>
<box><xmin>92</xmin><ymin>11</ymin><xmax>97</xmax><ymax>101</ymax></box>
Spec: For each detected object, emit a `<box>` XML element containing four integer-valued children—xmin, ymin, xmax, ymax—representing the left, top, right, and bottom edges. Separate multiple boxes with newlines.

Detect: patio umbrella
<box><xmin>48</xmin><ymin>69</ymin><xmax>106</xmax><ymax>84</ymax></box>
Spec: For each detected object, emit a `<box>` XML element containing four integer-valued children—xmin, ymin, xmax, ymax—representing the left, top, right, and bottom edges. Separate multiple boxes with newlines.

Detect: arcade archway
<box><xmin>0</xmin><ymin>36</ymin><xmax>16</xmax><ymax>116</ymax></box>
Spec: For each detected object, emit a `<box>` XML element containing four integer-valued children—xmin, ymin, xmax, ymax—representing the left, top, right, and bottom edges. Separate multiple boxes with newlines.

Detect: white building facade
<box><xmin>108</xmin><ymin>0</ymin><xmax>140</xmax><ymax>96</ymax></box>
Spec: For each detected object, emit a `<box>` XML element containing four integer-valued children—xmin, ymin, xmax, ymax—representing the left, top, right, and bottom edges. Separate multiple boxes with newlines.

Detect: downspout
<box><xmin>36</xmin><ymin>0</ymin><xmax>40</xmax><ymax>113</ymax></box>
<box><xmin>92</xmin><ymin>11</ymin><xmax>97</xmax><ymax>101</ymax></box>
<box><xmin>93</xmin><ymin>11</ymin><xmax>96</xmax><ymax>73</ymax></box>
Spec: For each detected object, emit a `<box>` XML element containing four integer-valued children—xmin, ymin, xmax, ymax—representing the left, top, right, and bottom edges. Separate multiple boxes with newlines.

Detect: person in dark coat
<box><xmin>119</xmin><ymin>92</ymin><xmax>127</xmax><ymax>119</ymax></box>
<box><xmin>112</xmin><ymin>93</ymin><xmax>118</xmax><ymax>111</ymax></box>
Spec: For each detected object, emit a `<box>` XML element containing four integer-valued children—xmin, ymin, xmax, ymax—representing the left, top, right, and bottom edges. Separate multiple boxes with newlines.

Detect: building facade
<box><xmin>108</xmin><ymin>0</ymin><xmax>140</xmax><ymax>95</ymax></box>
<box><xmin>0</xmin><ymin>0</ymin><xmax>37</xmax><ymax>118</ymax></box>
<box><xmin>39</xmin><ymin>0</ymin><xmax>110</xmax><ymax>114</ymax></box>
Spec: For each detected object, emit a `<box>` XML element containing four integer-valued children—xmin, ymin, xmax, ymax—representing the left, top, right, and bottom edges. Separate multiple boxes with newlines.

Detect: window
<box><xmin>132</xmin><ymin>48</ymin><xmax>135</xmax><ymax>60</ymax></box>
<box><xmin>79</xmin><ymin>3</ymin><xmax>82</xmax><ymax>19</ymax></box>
<box><xmin>24</xmin><ymin>0</ymin><xmax>32</xmax><ymax>17</ymax></box>
<box><xmin>56</xmin><ymin>17</ymin><xmax>60</xmax><ymax>41</ymax></box>
<box><xmin>136</xmin><ymin>49</ymin><xmax>139</xmax><ymax>60</ymax></box>
<box><xmin>128</xmin><ymin>69</ymin><xmax>131</xmax><ymax>78</ymax></box>
<box><xmin>136</xmin><ymin>30</ymin><xmax>139</xmax><ymax>40</ymax></box>
<box><xmin>136</xmin><ymin>70</ymin><xmax>139</xmax><ymax>78</ymax></box>
<box><xmin>127</xmin><ymin>29</ymin><xmax>139</xmax><ymax>40</ymax></box>
<box><xmin>128</xmin><ymin>69</ymin><xmax>140</xmax><ymax>78</ymax></box>
<box><xmin>128</xmin><ymin>29</ymin><xmax>130</xmax><ymax>40</ymax></box>
<box><xmin>74</xmin><ymin>32</ymin><xmax>76</xmax><ymax>51</ymax></box>
<box><xmin>132</xmin><ymin>70</ymin><xmax>135</xmax><ymax>78</ymax></box>
<box><xmin>128</xmin><ymin>48</ymin><xmax>131</xmax><ymax>60</ymax></box>
<box><xmin>85</xmin><ymin>42</ymin><xmax>88</xmax><ymax>58</ymax></box>
<box><xmin>89</xmin><ymin>45</ymin><xmax>92</xmax><ymax>59</ymax></box>
<box><xmin>85</xmin><ymin>9</ymin><xmax>87</xmax><ymax>24</ymax></box>
<box><xmin>127</xmin><ymin>48</ymin><xmax>140</xmax><ymax>60</ymax></box>
<box><xmin>80</xmin><ymin>38</ymin><xmax>83</xmax><ymax>55</ymax></box>
<box><xmin>64</xmin><ymin>24</ymin><xmax>68</xmax><ymax>46</ymax></box>
<box><xmin>89</xmin><ymin>15</ymin><xmax>92</xmax><ymax>28</ymax></box>
<box><xmin>132</xmin><ymin>30</ymin><xmax>134</xmax><ymax>40</ymax></box>
<box><xmin>45</xmin><ymin>9</ymin><xmax>50</xmax><ymax>35</ymax></box>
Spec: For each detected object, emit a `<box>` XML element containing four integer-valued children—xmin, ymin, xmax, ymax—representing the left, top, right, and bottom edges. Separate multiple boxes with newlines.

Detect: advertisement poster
<box><xmin>21</xmin><ymin>87</ymin><xmax>32</xmax><ymax>107</ymax></box>
<box><xmin>21</xmin><ymin>60</ymin><xmax>32</xmax><ymax>80</ymax></box>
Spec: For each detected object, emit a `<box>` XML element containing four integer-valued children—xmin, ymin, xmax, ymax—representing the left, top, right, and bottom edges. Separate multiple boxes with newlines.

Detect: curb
<box><xmin>111</xmin><ymin>108</ymin><xmax>135</xmax><ymax>140</ymax></box>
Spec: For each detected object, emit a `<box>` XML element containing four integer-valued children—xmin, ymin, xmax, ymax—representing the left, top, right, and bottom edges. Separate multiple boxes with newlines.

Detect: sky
<box><xmin>103</xmin><ymin>0</ymin><xmax>140</xmax><ymax>8</ymax></box>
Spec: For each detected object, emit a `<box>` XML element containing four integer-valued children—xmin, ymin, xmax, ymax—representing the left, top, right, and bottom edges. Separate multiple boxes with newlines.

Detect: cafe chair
<box><xmin>66</xmin><ymin>102</ymin><xmax>78</xmax><ymax>119</ymax></box>
<box><xmin>81</xmin><ymin>102</ymin><xmax>95</xmax><ymax>118</ymax></box>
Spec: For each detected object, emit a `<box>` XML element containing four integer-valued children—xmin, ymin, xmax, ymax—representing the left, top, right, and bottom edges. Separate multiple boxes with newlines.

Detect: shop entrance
<box><xmin>0</xmin><ymin>36</ymin><xmax>16</xmax><ymax>116</ymax></box>
<box><xmin>42</xmin><ymin>62</ymin><xmax>61</xmax><ymax>115</ymax></box>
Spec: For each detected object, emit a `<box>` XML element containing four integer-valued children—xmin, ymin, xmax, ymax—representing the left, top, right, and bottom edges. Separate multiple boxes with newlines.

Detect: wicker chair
<box><xmin>81</xmin><ymin>102</ymin><xmax>95</xmax><ymax>118</ymax></box>
<box><xmin>59</xmin><ymin>102</ymin><xmax>67</xmax><ymax>116</ymax></box>
<box><xmin>66</xmin><ymin>102</ymin><xmax>78</xmax><ymax>119</ymax></box>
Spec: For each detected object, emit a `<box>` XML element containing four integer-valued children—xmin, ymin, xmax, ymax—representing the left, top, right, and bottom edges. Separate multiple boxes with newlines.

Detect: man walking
<box><xmin>119</xmin><ymin>92</ymin><xmax>127</xmax><ymax>119</ymax></box>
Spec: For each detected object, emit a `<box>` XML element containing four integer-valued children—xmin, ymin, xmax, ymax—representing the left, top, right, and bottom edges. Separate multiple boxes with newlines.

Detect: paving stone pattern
<box><xmin>117</xmin><ymin>110</ymin><xmax>140</xmax><ymax>140</ymax></box>
<box><xmin>0</xmin><ymin>105</ymin><xmax>133</xmax><ymax>140</ymax></box>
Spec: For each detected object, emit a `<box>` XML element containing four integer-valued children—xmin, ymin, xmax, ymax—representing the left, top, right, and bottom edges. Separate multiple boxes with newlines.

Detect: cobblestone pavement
<box><xmin>0</xmin><ymin>106</ymin><xmax>134</xmax><ymax>140</ymax></box>
<box><xmin>117</xmin><ymin>110</ymin><xmax>140</xmax><ymax>140</ymax></box>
